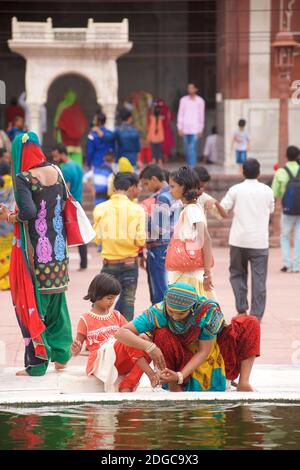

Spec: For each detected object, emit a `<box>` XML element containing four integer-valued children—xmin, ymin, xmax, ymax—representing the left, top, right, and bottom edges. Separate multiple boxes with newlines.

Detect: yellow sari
<box><xmin>0</xmin><ymin>175</ymin><xmax>14</xmax><ymax>290</ymax></box>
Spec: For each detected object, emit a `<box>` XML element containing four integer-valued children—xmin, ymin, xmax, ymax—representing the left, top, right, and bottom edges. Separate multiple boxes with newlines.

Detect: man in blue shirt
<box><xmin>113</xmin><ymin>108</ymin><xmax>141</xmax><ymax>168</ymax></box>
<box><xmin>52</xmin><ymin>144</ymin><xmax>87</xmax><ymax>271</ymax></box>
<box><xmin>87</xmin><ymin>112</ymin><xmax>114</xmax><ymax>169</ymax></box>
<box><xmin>7</xmin><ymin>115</ymin><xmax>26</xmax><ymax>142</ymax></box>
<box><xmin>139</xmin><ymin>164</ymin><xmax>181</xmax><ymax>304</ymax></box>
<box><xmin>84</xmin><ymin>151</ymin><xmax>114</xmax><ymax>206</ymax></box>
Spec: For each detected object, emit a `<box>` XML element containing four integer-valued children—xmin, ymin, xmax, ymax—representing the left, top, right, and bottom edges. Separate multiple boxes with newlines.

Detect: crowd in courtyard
<box><xmin>0</xmin><ymin>82</ymin><xmax>300</xmax><ymax>394</ymax></box>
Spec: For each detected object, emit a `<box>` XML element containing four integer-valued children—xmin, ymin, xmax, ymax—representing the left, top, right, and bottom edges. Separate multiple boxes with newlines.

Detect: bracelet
<box><xmin>176</xmin><ymin>371</ymin><xmax>184</xmax><ymax>385</ymax></box>
<box><xmin>145</xmin><ymin>342</ymin><xmax>157</xmax><ymax>354</ymax></box>
<box><xmin>203</xmin><ymin>273</ymin><xmax>212</xmax><ymax>279</ymax></box>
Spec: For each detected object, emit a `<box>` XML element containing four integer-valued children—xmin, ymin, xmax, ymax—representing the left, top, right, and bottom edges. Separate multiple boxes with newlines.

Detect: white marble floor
<box><xmin>0</xmin><ymin>364</ymin><xmax>299</xmax><ymax>406</ymax></box>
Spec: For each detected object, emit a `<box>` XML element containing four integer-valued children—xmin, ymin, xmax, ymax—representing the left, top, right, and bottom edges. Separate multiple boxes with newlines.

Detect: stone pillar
<box><xmin>96</xmin><ymin>59</ymin><xmax>119</xmax><ymax>130</ymax></box>
<box><xmin>26</xmin><ymin>103</ymin><xmax>41</xmax><ymax>141</ymax></box>
<box><xmin>102</xmin><ymin>102</ymin><xmax>117</xmax><ymax>130</ymax></box>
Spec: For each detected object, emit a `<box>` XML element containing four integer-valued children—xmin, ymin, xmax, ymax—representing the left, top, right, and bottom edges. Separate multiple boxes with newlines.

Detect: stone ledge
<box><xmin>0</xmin><ymin>365</ymin><xmax>299</xmax><ymax>405</ymax></box>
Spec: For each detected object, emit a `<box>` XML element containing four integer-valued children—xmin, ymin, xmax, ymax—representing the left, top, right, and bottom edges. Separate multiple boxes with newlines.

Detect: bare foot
<box><xmin>16</xmin><ymin>369</ymin><xmax>29</xmax><ymax>376</ymax></box>
<box><xmin>55</xmin><ymin>362</ymin><xmax>67</xmax><ymax>371</ymax></box>
<box><xmin>169</xmin><ymin>384</ymin><xmax>183</xmax><ymax>392</ymax></box>
<box><xmin>237</xmin><ymin>382</ymin><xmax>255</xmax><ymax>392</ymax></box>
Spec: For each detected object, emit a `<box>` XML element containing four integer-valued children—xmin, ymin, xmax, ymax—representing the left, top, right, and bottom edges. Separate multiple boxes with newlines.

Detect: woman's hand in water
<box><xmin>148</xmin><ymin>346</ymin><xmax>166</xmax><ymax>370</ymax></box>
<box><xmin>158</xmin><ymin>368</ymin><xmax>179</xmax><ymax>384</ymax></box>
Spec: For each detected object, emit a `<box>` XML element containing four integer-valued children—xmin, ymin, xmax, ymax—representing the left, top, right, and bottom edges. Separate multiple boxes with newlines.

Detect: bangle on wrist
<box><xmin>176</xmin><ymin>371</ymin><xmax>184</xmax><ymax>385</ymax></box>
<box><xmin>145</xmin><ymin>342</ymin><xmax>157</xmax><ymax>354</ymax></box>
<box><xmin>203</xmin><ymin>272</ymin><xmax>211</xmax><ymax>279</ymax></box>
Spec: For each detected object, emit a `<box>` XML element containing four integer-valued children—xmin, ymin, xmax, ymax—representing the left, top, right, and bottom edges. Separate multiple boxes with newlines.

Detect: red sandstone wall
<box><xmin>217</xmin><ymin>0</ymin><xmax>249</xmax><ymax>99</ymax></box>
<box><xmin>270</xmin><ymin>0</ymin><xmax>300</xmax><ymax>98</ymax></box>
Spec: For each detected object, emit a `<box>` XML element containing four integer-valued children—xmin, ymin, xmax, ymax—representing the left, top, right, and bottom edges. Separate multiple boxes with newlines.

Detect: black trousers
<box><xmin>78</xmin><ymin>244</ymin><xmax>88</xmax><ymax>269</ymax></box>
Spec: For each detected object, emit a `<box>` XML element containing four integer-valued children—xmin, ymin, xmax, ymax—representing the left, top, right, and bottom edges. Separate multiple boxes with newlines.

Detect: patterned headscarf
<box><xmin>11</xmin><ymin>132</ymin><xmax>46</xmax><ymax>194</ymax></box>
<box><xmin>164</xmin><ymin>282</ymin><xmax>211</xmax><ymax>337</ymax></box>
<box><xmin>164</xmin><ymin>283</ymin><xmax>198</xmax><ymax>313</ymax></box>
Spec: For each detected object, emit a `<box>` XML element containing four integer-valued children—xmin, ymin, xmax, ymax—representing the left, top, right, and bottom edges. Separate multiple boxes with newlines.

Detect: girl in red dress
<box><xmin>71</xmin><ymin>273</ymin><xmax>158</xmax><ymax>392</ymax></box>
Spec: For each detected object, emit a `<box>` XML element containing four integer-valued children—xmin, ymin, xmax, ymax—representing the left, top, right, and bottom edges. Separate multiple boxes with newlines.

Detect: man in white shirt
<box><xmin>177</xmin><ymin>83</ymin><xmax>205</xmax><ymax>167</ymax></box>
<box><xmin>221</xmin><ymin>159</ymin><xmax>274</xmax><ymax>321</ymax></box>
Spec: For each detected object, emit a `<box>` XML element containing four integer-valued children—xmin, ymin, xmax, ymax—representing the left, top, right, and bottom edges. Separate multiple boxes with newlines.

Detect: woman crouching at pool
<box><xmin>115</xmin><ymin>282</ymin><xmax>260</xmax><ymax>392</ymax></box>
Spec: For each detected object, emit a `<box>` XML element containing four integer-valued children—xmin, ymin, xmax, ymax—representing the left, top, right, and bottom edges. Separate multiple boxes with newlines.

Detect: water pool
<box><xmin>0</xmin><ymin>402</ymin><xmax>300</xmax><ymax>450</ymax></box>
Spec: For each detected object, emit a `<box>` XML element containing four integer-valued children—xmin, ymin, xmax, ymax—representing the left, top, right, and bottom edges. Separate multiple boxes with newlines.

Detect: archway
<box><xmin>44</xmin><ymin>73</ymin><xmax>98</xmax><ymax>157</ymax></box>
<box><xmin>8</xmin><ymin>17</ymin><xmax>132</xmax><ymax>140</ymax></box>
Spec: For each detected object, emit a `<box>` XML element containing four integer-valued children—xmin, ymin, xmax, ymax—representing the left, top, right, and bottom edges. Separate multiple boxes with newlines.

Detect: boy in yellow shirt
<box><xmin>93</xmin><ymin>173</ymin><xmax>146</xmax><ymax>321</ymax></box>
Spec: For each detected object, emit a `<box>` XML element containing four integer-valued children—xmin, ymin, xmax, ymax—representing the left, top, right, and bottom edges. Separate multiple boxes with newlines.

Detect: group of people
<box><xmin>0</xmin><ymin>130</ymin><xmax>262</xmax><ymax>395</ymax></box>
<box><xmin>1</xmin><ymin>82</ymin><xmax>299</xmax><ymax>395</ymax></box>
<box><xmin>1</xmin><ymin>83</ymin><xmax>221</xmax><ymax>177</ymax></box>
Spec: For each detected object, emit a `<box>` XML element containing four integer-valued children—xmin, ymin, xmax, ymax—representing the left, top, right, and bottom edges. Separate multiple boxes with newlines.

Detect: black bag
<box><xmin>282</xmin><ymin>165</ymin><xmax>300</xmax><ymax>215</ymax></box>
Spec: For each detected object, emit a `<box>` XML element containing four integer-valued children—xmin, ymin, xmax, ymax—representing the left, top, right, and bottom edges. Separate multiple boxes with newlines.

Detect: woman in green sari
<box><xmin>0</xmin><ymin>132</ymin><xmax>72</xmax><ymax>376</ymax></box>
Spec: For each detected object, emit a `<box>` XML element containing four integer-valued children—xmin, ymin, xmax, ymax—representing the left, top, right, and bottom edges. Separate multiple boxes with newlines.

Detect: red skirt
<box><xmin>217</xmin><ymin>315</ymin><xmax>261</xmax><ymax>380</ymax></box>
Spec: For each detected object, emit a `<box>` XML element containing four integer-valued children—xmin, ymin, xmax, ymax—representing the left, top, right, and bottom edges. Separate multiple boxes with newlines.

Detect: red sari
<box><xmin>153</xmin><ymin>314</ymin><xmax>260</xmax><ymax>382</ymax></box>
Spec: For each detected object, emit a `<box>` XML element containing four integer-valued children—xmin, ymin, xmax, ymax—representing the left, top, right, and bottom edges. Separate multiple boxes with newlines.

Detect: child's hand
<box><xmin>0</xmin><ymin>204</ymin><xmax>9</xmax><ymax>221</ymax></box>
<box><xmin>203</xmin><ymin>273</ymin><xmax>214</xmax><ymax>293</ymax></box>
<box><xmin>70</xmin><ymin>339</ymin><xmax>82</xmax><ymax>356</ymax></box>
<box><xmin>150</xmin><ymin>372</ymin><xmax>160</xmax><ymax>388</ymax></box>
<box><xmin>204</xmin><ymin>198</ymin><xmax>216</xmax><ymax>212</ymax></box>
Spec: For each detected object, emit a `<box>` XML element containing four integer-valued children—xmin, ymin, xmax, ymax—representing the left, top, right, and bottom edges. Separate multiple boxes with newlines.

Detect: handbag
<box><xmin>53</xmin><ymin>165</ymin><xmax>96</xmax><ymax>247</ymax></box>
<box><xmin>165</xmin><ymin>209</ymin><xmax>213</xmax><ymax>272</ymax></box>
<box><xmin>165</xmin><ymin>238</ymin><xmax>205</xmax><ymax>272</ymax></box>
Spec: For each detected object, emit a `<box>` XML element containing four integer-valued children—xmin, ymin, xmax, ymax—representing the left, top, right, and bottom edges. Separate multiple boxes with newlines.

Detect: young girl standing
<box><xmin>168</xmin><ymin>166</ymin><xmax>215</xmax><ymax>299</ymax></box>
<box><xmin>71</xmin><ymin>273</ymin><xmax>158</xmax><ymax>392</ymax></box>
<box><xmin>147</xmin><ymin>104</ymin><xmax>165</xmax><ymax>166</ymax></box>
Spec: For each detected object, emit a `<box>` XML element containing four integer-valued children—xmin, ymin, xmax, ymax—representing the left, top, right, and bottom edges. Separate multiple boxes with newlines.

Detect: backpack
<box><xmin>282</xmin><ymin>166</ymin><xmax>300</xmax><ymax>215</ymax></box>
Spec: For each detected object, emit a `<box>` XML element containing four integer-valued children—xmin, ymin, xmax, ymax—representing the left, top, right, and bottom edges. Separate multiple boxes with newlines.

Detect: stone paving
<box><xmin>0</xmin><ymin>246</ymin><xmax>299</xmax><ymax>403</ymax></box>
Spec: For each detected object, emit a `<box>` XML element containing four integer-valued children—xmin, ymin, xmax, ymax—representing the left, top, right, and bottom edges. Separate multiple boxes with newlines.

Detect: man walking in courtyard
<box><xmin>272</xmin><ymin>145</ymin><xmax>300</xmax><ymax>273</ymax></box>
<box><xmin>220</xmin><ymin>159</ymin><xmax>274</xmax><ymax>321</ymax></box>
<box><xmin>177</xmin><ymin>83</ymin><xmax>205</xmax><ymax>167</ymax></box>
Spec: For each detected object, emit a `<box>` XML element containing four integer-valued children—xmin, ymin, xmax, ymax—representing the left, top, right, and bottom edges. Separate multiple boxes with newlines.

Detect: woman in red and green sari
<box><xmin>54</xmin><ymin>89</ymin><xmax>88</xmax><ymax>167</ymax></box>
<box><xmin>116</xmin><ymin>282</ymin><xmax>260</xmax><ymax>392</ymax></box>
<box><xmin>0</xmin><ymin>132</ymin><xmax>72</xmax><ymax>376</ymax></box>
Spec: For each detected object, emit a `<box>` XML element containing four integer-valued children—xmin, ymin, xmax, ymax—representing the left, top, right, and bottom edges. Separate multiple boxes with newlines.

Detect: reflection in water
<box><xmin>0</xmin><ymin>403</ymin><xmax>299</xmax><ymax>450</ymax></box>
